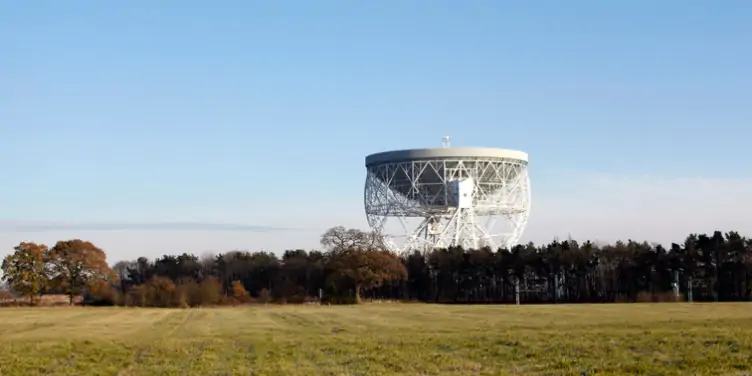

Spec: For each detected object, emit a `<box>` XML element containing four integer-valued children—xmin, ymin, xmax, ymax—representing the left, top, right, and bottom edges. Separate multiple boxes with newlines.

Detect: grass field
<box><xmin>1</xmin><ymin>303</ymin><xmax>752</xmax><ymax>375</ymax></box>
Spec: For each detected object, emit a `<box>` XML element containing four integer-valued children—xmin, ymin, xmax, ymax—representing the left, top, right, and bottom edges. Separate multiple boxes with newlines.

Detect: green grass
<box><xmin>1</xmin><ymin>303</ymin><xmax>752</xmax><ymax>375</ymax></box>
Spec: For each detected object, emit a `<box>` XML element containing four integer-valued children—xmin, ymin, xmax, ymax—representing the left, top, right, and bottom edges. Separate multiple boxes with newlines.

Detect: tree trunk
<box><xmin>69</xmin><ymin>292</ymin><xmax>74</xmax><ymax>306</ymax></box>
<box><xmin>355</xmin><ymin>283</ymin><xmax>362</xmax><ymax>304</ymax></box>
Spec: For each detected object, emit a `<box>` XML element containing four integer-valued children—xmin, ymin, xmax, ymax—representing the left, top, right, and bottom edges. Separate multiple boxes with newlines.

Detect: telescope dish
<box><xmin>364</xmin><ymin>145</ymin><xmax>531</xmax><ymax>253</ymax></box>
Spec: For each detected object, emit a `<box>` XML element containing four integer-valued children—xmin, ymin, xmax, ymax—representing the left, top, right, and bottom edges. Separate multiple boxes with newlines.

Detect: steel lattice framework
<box><xmin>364</xmin><ymin>147</ymin><xmax>531</xmax><ymax>253</ymax></box>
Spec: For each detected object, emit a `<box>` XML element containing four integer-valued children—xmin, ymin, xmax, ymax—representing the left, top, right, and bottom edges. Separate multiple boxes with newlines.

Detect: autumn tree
<box><xmin>147</xmin><ymin>276</ymin><xmax>177</xmax><ymax>307</ymax></box>
<box><xmin>85</xmin><ymin>278</ymin><xmax>120</xmax><ymax>306</ymax></box>
<box><xmin>47</xmin><ymin>239</ymin><xmax>117</xmax><ymax>305</ymax></box>
<box><xmin>230</xmin><ymin>280</ymin><xmax>250</xmax><ymax>304</ymax></box>
<box><xmin>198</xmin><ymin>276</ymin><xmax>222</xmax><ymax>306</ymax></box>
<box><xmin>125</xmin><ymin>284</ymin><xmax>148</xmax><ymax>307</ymax></box>
<box><xmin>326</xmin><ymin>248</ymin><xmax>407</xmax><ymax>303</ymax></box>
<box><xmin>1</xmin><ymin>242</ymin><xmax>50</xmax><ymax>304</ymax></box>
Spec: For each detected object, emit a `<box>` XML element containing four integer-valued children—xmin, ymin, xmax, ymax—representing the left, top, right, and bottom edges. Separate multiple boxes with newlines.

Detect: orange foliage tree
<box><xmin>86</xmin><ymin>278</ymin><xmax>120</xmax><ymax>305</ymax></box>
<box><xmin>146</xmin><ymin>276</ymin><xmax>176</xmax><ymax>307</ymax></box>
<box><xmin>1</xmin><ymin>242</ymin><xmax>50</xmax><ymax>304</ymax></box>
<box><xmin>326</xmin><ymin>248</ymin><xmax>407</xmax><ymax>303</ymax></box>
<box><xmin>199</xmin><ymin>276</ymin><xmax>222</xmax><ymax>306</ymax></box>
<box><xmin>47</xmin><ymin>239</ymin><xmax>117</xmax><ymax>305</ymax></box>
<box><xmin>230</xmin><ymin>280</ymin><xmax>250</xmax><ymax>304</ymax></box>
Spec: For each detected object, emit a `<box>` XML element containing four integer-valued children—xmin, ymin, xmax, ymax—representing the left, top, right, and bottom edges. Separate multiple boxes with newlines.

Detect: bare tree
<box><xmin>199</xmin><ymin>252</ymin><xmax>217</xmax><ymax>277</ymax></box>
<box><xmin>112</xmin><ymin>260</ymin><xmax>135</xmax><ymax>283</ymax></box>
<box><xmin>320</xmin><ymin>226</ymin><xmax>386</xmax><ymax>252</ymax></box>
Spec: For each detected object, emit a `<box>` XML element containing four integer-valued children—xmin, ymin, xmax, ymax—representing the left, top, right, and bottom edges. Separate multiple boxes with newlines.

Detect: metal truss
<box><xmin>364</xmin><ymin>158</ymin><xmax>531</xmax><ymax>253</ymax></box>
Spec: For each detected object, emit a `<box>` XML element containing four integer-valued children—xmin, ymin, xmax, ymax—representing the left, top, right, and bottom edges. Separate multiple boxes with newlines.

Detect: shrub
<box><xmin>0</xmin><ymin>290</ymin><xmax>14</xmax><ymax>301</ymax></box>
<box><xmin>175</xmin><ymin>279</ymin><xmax>200</xmax><ymax>307</ymax></box>
<box><xmin>126</xmin><ymin>285</ymin><xmax>148</xmax><ymax>307</ymax></box>
<box><xmin>230</xmin><ymin>280</ymin><xmax>252</xmax><ymax>304</ymax></box>
<box><xmin>636</xmin><ymin>291</ymin><xmax>684</xmax><ymax>303</ymax></box>
<box><xmin>199</xmin><ymin>277</ymin><xmax>222</xmax><ymax>306</ymax></box>
<box><xmin>0</xmin><ymin>290</ymin><xmax>17</xmax><ymax>307</ymax></box>
<box><xmin>146</xmin><ymin>276</ymin><xmax>177</xmax><ymax>307</ymax></box>
<box><xmin>84</xmin><ymin>280</ymin><xmax>121</xmax><ymax>306</ymax></box>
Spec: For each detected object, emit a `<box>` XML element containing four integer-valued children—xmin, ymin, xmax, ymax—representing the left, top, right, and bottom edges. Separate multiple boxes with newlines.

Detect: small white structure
<box><xmin>364</xmin><ymin>139</ymin><xmax>532</xmax><ymax>253</ymax></box>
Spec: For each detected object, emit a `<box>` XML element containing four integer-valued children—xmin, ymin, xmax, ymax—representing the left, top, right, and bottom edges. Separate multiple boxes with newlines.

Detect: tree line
<box><xmin>2</xmin><ymin>226</ymin><xmax>752</xmax><ymax>307</ymax></box>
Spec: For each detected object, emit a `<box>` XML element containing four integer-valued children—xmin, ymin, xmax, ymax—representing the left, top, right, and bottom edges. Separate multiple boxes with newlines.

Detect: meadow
<box><xmin>1</xmin><ymin>303</ymin><xmax>751</xmax><ymax>376</ymax></box>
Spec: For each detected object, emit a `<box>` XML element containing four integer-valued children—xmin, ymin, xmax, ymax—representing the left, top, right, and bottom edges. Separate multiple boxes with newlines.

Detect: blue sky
<box><xmin>2</xmin><ymin>1</ymin><xmax>751</xmax><ymax>262</ymax></box>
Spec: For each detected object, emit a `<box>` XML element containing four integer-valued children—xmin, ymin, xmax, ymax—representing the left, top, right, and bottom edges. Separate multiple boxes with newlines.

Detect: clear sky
<box><xmin>2</xmin><ymin>1</ymin><xmax>751</xmax><ymax>263</ymax></box>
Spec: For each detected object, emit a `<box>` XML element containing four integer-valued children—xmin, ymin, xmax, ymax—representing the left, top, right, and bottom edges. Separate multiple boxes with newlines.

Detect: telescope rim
<box><xmin>365</xmin><ymin>147</ymin><xmax>528</xmax><ymax>167</ymax></box>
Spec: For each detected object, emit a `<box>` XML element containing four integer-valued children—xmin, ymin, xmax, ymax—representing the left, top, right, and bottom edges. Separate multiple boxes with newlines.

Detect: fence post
<box><xmin>552</xmin><ymin>272</ymin><xmax>559</xmax><ymax>304</ymax></box>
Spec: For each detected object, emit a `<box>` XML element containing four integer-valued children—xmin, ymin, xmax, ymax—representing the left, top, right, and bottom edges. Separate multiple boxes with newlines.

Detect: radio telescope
<box><xmin>364</xmin><ymin>139</ymin><xmax>531</xmax><ymax>253</ymax></box>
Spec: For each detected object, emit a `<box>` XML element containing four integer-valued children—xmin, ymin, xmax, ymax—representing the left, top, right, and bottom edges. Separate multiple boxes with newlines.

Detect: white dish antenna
<box><xmin>364</xmin><ymin>146</ymin><xmax>531</xmax><ymax>253</ymax></box>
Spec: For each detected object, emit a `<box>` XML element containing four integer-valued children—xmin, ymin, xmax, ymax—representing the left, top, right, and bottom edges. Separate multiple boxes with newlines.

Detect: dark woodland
<box><xmin>2</xmin><ymin>226</ymin><xmax>752</xmax><ymax>307</ymax></box>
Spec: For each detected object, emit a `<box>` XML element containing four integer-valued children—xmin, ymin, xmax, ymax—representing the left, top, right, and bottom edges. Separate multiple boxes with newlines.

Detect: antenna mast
<box><xmin>441</xmin><ymin>136</ymin><xmax>451</xmax><ymax>148</ymax></box>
